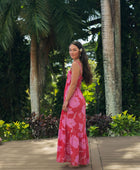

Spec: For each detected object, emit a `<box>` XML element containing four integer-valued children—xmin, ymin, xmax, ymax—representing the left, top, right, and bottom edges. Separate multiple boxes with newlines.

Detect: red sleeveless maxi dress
<box><xmin>56</xmin><ymin>61</ymin><xmax>89</xmax><ymax>166</ymax></box>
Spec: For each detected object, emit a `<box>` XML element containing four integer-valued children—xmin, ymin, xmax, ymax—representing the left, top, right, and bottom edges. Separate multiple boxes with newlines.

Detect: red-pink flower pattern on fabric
<box><xmin>57</xmin><ymin>61</ymin><xmax>89</xmax><ymax>166</ymax></box>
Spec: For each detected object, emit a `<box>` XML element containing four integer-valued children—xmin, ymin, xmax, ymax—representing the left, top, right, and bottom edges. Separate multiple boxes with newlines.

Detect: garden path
<box><xmin>0</xmin><ymin>136</ymin><xmax>140</xmax><ymax>170</ymax></box>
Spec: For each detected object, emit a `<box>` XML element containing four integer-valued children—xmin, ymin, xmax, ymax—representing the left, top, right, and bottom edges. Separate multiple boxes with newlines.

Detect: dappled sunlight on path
<box><xmin>93</xmin><ymin>136</ymin><xmax>140</xmax><ymax>170</ymax></box>
<box><xmin>0</xmin><ymin>138</ymin><xmax>91</xmax><ymax>170</ymax></box>
<box><xmin>0</xmin><ymin>137</ymin><xmax>140</xmax><ymax>170</ymax></box>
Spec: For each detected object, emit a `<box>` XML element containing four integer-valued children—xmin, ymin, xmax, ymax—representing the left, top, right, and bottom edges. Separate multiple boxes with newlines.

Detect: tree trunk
<box><xmin>30</xmin><ymin>35</ymin><xmax>39</xmax><ymax>118</ymax></box>
<box><xmin>101</xmin><ymin>0</ymin><xmax>122</xmax><ymax>115</ymax></box>
<box><xmin>101</xmin><ymin>0</ymin><xmax>116</xmax><ymax>116</ymax></box>
<box><xmin>38</xmin><ymin>34</ymin><xmax>54</xmax><ymax>98</ymax></box>
<box><xmin>38</xmin><ymin>38</ymin><xmax>49</xmax><ymax>97</ymax></box>
<box><xmin>114</xmin><ymin>0</ymin><xmax>122</xmax><ymax>114</ymax></box>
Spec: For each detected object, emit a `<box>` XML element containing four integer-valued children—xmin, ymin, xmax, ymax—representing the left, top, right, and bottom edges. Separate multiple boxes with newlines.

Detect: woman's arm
<box><xmin>62</xmin><ymin>61</ymin><xmax>80</xmax><ymax>111</ymax></box>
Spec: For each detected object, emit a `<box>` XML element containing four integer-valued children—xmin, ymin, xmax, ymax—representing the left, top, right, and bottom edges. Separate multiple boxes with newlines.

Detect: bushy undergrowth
<box><xmin>0</xmin><ymin>110</ymin><xmax>139</xmax><ymax>142</ymax></box>
<box><xmin>109</xmin><ymin>110</ymin><xmax>140</xmax><ymax>136</ymax></box>
<box><xmin>0</xmin><ymin>120</ymin><xmax>31</xmax><ymax>141</ymax></box>
<box><xmin>0</xmin><ymin>113</ymin><xmax>60</xmax><ymax>141</ymax></box>
<box><xmin>26</xmin><ymin>113</ymin><xmax>60</xmax><ymax>139</ymax></box>
<box><xmin>88</xmin><ymin>110</ymin><xmax>140</xmax><ymax>137</ymax></box>
<box><xmin>86</xmin><ymin>113</ymin><xmax>112</xmax><ymax>136</ymax></box>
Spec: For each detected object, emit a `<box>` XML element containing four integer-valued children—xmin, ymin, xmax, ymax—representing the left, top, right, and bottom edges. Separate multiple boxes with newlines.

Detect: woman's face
<box><xmin>69</xmin><ymin>44</ymin><xmax>80</xmax><ymax>60</ymax></box>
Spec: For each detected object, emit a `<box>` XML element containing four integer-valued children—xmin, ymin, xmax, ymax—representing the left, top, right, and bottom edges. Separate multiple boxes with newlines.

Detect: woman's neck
<box><xmin>73</xmin><ymin>58</ymin><xmax>80</xmax><ymax>62</ymax></box>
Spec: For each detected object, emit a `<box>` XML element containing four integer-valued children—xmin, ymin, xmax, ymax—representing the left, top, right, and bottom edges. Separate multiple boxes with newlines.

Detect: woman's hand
<box><xmin>62</xmin><ymin>100</ymin><xmax>68</xmax><ymax>112</ymax></box>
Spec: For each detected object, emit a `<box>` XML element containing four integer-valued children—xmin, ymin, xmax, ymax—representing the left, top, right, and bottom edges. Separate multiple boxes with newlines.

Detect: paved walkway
<box><xmin>0</xmin><ymin>136</ymin><xmax>140</xmax><ymax>170</ymax></box>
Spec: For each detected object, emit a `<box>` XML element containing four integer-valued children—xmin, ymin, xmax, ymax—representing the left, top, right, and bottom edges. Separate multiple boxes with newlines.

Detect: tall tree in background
<box><xmin>0</xmin><ymin>0</ymin><xmax>82</xmax><ymax>117</ymax></box>
<box><xmin>0</xmin><ymin>0</ymin><xmax>50</xmax><ymax>117</ymax></box>
<box><xmin>21</xmin><ymin>0</ymin><xmax>51</xmax><ymax>117</ymax></box>
<box><xmin>114</xmin><ymin>0</ymin><xmax>122</xmax><ymax>114</ymax></box>
<box><xmin>1</xmin><ymin>0</ymin><xmax>139</xmax><ymax>119</ymax></box>
<box><xmin>100</xmin><ymin>0</ymin><xmax>122</xmax><ymax>116</ymax></box>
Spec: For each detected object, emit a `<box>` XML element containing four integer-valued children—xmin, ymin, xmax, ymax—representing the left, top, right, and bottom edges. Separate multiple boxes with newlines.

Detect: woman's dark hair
<box><xmin>70</xmin><ymin>41</ymin><xmax>92</xmax><ymax>85</ymax></box>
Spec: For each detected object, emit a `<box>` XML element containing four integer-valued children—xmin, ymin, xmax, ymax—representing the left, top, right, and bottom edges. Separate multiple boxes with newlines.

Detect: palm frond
<box><xmin>49</xmin><ymin>0</ymin><xmax>83</xmax><ymax>50</ymax></box>
<box><xmin>20</xmin><ymin>0</ymin><xmax>50</xmax><ymax>39</ymax></box>
<box><xmin>0</xmin><ymin>0</ymin><xmax>21</xmax><ymax>50</ymax></box>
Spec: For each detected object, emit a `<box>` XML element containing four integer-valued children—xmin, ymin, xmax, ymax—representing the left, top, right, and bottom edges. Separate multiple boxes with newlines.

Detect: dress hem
<box><xmin>56</xmin><ymin>159</ymin><xmax>90</xmax><ymax>166</ymax></box>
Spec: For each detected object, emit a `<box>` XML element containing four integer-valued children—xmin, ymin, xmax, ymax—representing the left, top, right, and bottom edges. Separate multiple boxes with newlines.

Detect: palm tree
<box><xmin>20</xmin><ymin>0</ymin><xmax>50</xmax><ymax>117</ymax></box>
<box><xmin>100</xmin><ymin>0</ymin><xmax>122</xmax><ymax>116</ymax></box>
<box><xmin>0</xmin><ymin>0</ymin><xmax>82</xmax><ymax>117</ymax></box>
<box><xmin>114</xmin><ymin>0</ymin><xmax>122</xmax><ymax>115</ymax></box>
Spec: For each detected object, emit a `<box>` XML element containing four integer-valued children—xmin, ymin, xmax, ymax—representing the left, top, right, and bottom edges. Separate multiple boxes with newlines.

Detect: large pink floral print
<box><xmin>69</xmin><ymin>97</ymin><xmax>80</xmax><ymax>108</ymax></box>
<box><xmin>70</xmin><ymin>135</ymin><xmax>79</xmax><ymax>148</ymax></box>
<box><xmin>67</xmin><ymin>118</ymin><xmax>76</xmax><ymax>129</ymax></box>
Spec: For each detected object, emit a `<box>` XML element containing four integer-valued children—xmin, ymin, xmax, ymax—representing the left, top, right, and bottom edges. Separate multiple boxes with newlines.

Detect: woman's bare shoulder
<box><xmin>72</xmin><ymin>61</ymin><xmax>79</xmax><ymax>67</ymax></box>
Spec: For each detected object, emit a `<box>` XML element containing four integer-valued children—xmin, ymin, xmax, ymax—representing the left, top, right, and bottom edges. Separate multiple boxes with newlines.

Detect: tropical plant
<box><xmin>0</xmin><ymin>0</ymin><xmax>83</xmax><ymax>117</ymax></box>
<box><xmin>0</xmin><ymin>120</ymin><xmax>31</xmax><ymax>141</ymax></box>
<box><xmin>26</xmin><ymin>113</ymin><xmax>59</xmax><ymax>138</ymax></box>
<box><xmin>86</xmin><ymin>113</ymin><xmax>112</xmax><ymax>136</ymax></box>
<box><xmin>109</xmin><ymin>110</ymin><xmax>140</xmax><ymax>136</ymax></box>
<box><xmin>88</xmin><ymin>125</ymin><xmax>99</xmax><ymax>137</ymax></box>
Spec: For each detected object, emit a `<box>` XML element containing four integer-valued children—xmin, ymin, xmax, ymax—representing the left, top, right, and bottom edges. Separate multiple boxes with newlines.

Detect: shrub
<box><xmin>26</xmin><ymin>113</ymin><xmax>59</xmax><ymax>139</ymax></box>
<box><xmin>0</xmin><ymin>120</ymin><xmax>31</xmax><ymax>141</ymax></box>
<box><xmin>109</xmin><ymin>110</ymin><xmax>140</xmax><ymax>136</ymax></box>
<box><xmin>86</xmin><ymin>113</ymin><xmax>112</xmax><ymax>136</ymax></box>
<box><xmin>88</xmin><ymin>125</ymin><xmax>99</xmax><ymax>137</ymax></box>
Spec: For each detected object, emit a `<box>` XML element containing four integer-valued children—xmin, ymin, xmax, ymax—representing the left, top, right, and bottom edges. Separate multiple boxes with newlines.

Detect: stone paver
<box><xmin>0</xmin><ymin>136</ymin><xmax>140</xmax><ymax>170</ymax></box>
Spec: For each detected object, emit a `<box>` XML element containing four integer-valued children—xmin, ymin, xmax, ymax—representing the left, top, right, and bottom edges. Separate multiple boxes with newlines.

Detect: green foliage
<box><xmin>88</xmin><ymin>125</ymin><xmax>99</xmax><ymax>137</ymax></box>
<box><xmin>20</xmin><ymin>0</ymin><xmax>50</xmax><ymax>39</ymax></box>
<box><xmin>121</xmin><ymin>0</ymin><xmax>140</xmax><ymax>117</ymax></box>
<box><xmin>0</xmin><ymin>120</ymin><xmax>31</xmax><ymax>142</ymax></box>
<box><xmin>87</xmin><ymin>111</ymin><xmax>140</xmax><ymax>137</ymax></box>
<box><xmin>0</xmin><ymin>0</ymin><xmax>101</xmax><ymax>120</ymax></box>
<box><xmin>109</xmin><ymin>110</ymin><xmax>140</xmax><ymax>136</ymax></box>
<box><xmin>94</xmin><ymin>33</ymin><xmax>106</xmax><ymax>114</ymax></box>
<box><xmin>81</xmin><ymin>60</ymin><xmax>99</xmax><ymax>102</ymax></box>
<box><xmin>86</xmin><ymin>114</ymin><xmax>112</xmax><ymax>136</ymax></box>
<box><xmin>0</xmin><ymin>30</ymin><xmax>30</xmax><ymax>122</ymax></box>
<box><xmin>0</xmin><ymin>0</ymin><xmax>21</xmax><ymax>50</ymax></box>
<box><xmin>39</xmin><ymin>66</ymin><xmax>55</xmax><ymax>115</ymax></box>
<box><xmin>53</xmin><ymin>76</ymin><xmax>66</xmax><ymax>117</ymax></box>
<box><xmin>50</xmin><ymin>0</ymin><xmax>83</xmax><ymax>50</ymax></box>
<box><xmin>1</xmin><ymin>0</ymin><xmax>139</xmax><ymax>121</ymax></box>
<box><xmin>81</xmin><ymin>56</ymin><xmax>101</xmax><ymax>115</ymax></box>
<box><xmin>39</xmin><ymin>50</ymin><xmax>66</xmax><ymax>117</ymax></box>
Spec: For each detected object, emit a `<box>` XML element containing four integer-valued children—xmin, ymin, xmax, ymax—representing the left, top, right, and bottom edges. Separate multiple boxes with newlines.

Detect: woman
<box><xmin>57</xmin><ymin>41</ymin><xmax>92</xmax><ymax>167</ymax></box>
